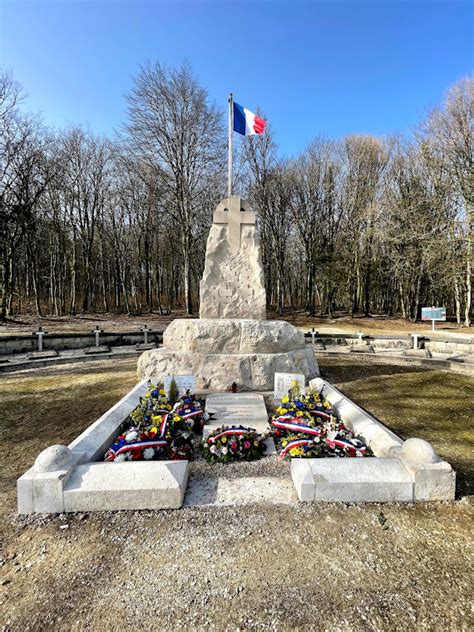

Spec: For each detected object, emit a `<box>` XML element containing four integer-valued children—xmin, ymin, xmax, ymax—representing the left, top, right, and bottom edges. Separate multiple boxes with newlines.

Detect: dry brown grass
<box><xmin>1</xmin><ymin>311</ymin><xmax>471</xmax><ymax>337</ymax></box>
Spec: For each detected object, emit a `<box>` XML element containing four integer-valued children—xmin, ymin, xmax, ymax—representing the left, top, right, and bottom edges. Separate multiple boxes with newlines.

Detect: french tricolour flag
<box><xmin>233</xmin><ymin>102</ymin><xmax>266</xmax><ymax>136</ymax></box>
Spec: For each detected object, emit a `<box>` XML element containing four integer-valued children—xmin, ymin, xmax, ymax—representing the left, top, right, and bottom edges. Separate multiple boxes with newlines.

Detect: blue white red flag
<box><xmin>233</xmin><ymin>102</ymin><xmax>266</xmax><ymax>136</ymax></box>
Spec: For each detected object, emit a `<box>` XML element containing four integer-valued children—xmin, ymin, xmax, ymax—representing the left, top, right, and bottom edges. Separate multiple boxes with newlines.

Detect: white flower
<box><xmin>143</xmin><ymin>447</ymin><xmax>155</xmax><ymax>460</ymax></box>
<box><xmin>209</xmin><ymin>445</ymin><xmax>216</xmax><ymax>454</ymax></box>
<box><xmin>356</xmin><ymin>450</ymin><xmax>363</xmax><ymax>457</ymax></box>
<box><xmin>114</xmin><ymin>453</ymin><xmax>129</xmax><ymax>462</ymax></box>
<box><xmin>221</xmin><ymin>446</ymin><xmax>228</xmax><ymax>455</ymax></box>
<box><xmin>125</xmin><ymin>430</ymin><xmax>139</xmax><ymax>443</ymax></box>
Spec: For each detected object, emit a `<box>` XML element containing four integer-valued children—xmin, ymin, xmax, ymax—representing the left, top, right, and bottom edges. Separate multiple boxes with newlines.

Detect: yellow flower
<box><xmin>173</xmin><ymin>415</ymin><xmax>181</xmax><ymax>422</ymax></box>
<box><xmin>253</xmin><ymin>440</ymin><xmax>259</xmax><ymax>447</ymax></box>
<box><xmin>281</xmin><ymin>395</ymin><xmax>289</xmax><ymax>404</ymax></box>
<box><xmin>296</xmin><ymin>411</ymin><xmax>303</xmax><ymax>417</ymax></box>
<box><xmin>281</xmin><ymin>440</ymin><xmax>288</xmax><ymax>448</ymax></box>
<box><xmin>221</xmin><ymin>436</ymin><xmax>227</xmax><ymax>443</ymax></box>
<box><xmin>309</xmin><ymin>403</ymin><xmax>315</xmax><ymax>409</ymax></box>
<box><xmin>145</xmin><ymin>392</ymin><xmax>150</xmax><ymax>398</ymax></box>
<box><xmin>277</xmin><ymin>407</ymin><xmax>286</xmax><ymax>415</ymax></box>
<box><xmin>150</xmin><ymin>426</ymin><xmax>158</xmax><ymax>434</ymax></box>
<box><xmin>290</xmin><ymin>447</ymin><xmax>303</xmax><ymax>457</ymax></box>
<box><xmin>159</xmin><ymin>389</ymin><xmax>166</xmax><ymax>396</ymax></box>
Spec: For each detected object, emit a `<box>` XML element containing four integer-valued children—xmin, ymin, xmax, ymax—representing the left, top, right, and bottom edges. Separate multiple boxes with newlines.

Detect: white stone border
<box><xmin>290</xmin><ymin>378</ymin><xmax>456</xmax><ymax>503</ymax></box>
<box><xmin>17</xmin><ymin>379</ymin><xmax>188</xmax><ymax>514</ymax></box>
<box><xmin>17</xmin><ymin>377</ymin><xmax>456</xmax><ymax>514</ymax></box>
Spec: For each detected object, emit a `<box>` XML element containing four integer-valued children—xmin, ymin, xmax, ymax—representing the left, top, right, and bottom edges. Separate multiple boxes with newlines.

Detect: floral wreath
<box><xmin>202</xmin><ymin>425</ymin><xmax>267</xmax><ymax>463</ymax></box>
<box><xmin>272</xmin><ymin>385</ymin><xmax>373</xmax><ymax>459</ymax></box>
<box><xmin>104</xmin><ymin>383</ymin><xmax>204</xmax><ymax>462</ymax></box>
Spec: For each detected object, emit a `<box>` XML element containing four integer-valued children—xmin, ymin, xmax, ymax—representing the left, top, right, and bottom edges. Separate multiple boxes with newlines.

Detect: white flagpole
<box><xmin>228</xmin><ymin>93</ymin><xmax>233</xmax><ymax>198</ymax></box>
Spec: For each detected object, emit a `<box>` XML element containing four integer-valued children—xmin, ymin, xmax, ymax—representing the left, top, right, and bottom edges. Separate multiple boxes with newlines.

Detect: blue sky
<box><xmin>1</xmin><ymin>0</ymin><xmax>472</xmax><ymax>156</ymax></box>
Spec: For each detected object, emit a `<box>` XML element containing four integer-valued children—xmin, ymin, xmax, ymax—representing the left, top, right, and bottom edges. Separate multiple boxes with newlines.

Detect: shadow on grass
<box><xmin>318</xmin><ymin>358</ymin><xmax>423</xmax><ymax>385</ymax></box>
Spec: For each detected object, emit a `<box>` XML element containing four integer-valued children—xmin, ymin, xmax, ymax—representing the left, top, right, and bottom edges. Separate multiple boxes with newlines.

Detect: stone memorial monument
<box><xmin>138</xmin><ymin>195</ymin><xmax>319</xmax><ymax>390</ymax></box>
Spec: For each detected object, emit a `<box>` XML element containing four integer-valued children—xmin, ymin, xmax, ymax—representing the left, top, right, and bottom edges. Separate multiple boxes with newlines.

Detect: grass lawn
<box><xmin>0</xmin><ymin>356</ymin><xmax>472</xmax><ymax>630</ymax></box>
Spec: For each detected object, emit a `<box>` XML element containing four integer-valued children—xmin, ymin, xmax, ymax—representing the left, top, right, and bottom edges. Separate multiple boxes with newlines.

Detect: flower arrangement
<box><xmin>272</xmin><ymin>384</ymin><xmax>373</xmax><ymax>459</ymax></box>
<box><xmin>202</xmin><ymin>426</ymin><xmax>267</xmax><ymax>463</ymax></box>
<box><xmin>104</xmin><ymin>382</ymin><xmax>204</xmax><ymax>462</ymax></box>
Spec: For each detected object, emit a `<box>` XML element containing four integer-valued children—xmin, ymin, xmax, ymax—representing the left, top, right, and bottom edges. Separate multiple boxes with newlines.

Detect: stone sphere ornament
<box><xmin>34</xmin><ymin>445</ymin><xmax>74</xmax><ymax>472</ymax></box>
<box><xmin>401</xmin><ymin>438</ymin><xmax>441</xmax><ymax>464</ymax></box>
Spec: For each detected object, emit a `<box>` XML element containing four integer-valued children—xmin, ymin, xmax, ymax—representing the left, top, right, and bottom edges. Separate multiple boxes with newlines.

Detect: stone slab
<box><xmin>184</xmin><ymin>477</ymin><xmax>296</xmax><ymax>507</ymax></box>
<box><xmin>136</xmin><ymin>342</ymin><xmax>156</xmax><ymax>351</ymax></box>
<box><xmin>204</xmin><ymin>393</ymin><xmax>269</xmax><ymax>436</ymax></box>
<box><xmin>291</xmin><ymin>458</ymin><xmax>414</xmax><ymax>502</ymax></box>
<box><xmin>63</xmin><ymin>461</ymin><xmax>188</xmax><ymax>511</ymax></box>
<box><xmin>203</xmin><ymin>392</ymin><xmax>275</xmax><ymax>454</ymax></box>
<box><xmin>404</xmin><ymin>348</ymin><xmax>432</xmax><ymax>358</ymax></box>
<box><xmin>274</xmin><ymin>372</ymin><xmax>305</xmax><ymax>399</ymax></box>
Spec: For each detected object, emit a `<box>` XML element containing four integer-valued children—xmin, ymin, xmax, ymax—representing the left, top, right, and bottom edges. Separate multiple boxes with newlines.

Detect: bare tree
<box><xmin>421</xmin><ymin>77</ymin><xmax>473</xmax><ymax>326</ymax></box>
<box><xmin>124</xmin><ymin>62</ymin><xmax>225</xmax><ymax>314</ymax></box>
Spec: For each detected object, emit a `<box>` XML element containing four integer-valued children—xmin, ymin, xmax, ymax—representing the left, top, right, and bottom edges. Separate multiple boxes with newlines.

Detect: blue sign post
<box><xmin>421</xmin><ymin>307</ymin><xmax>446</xmax><ymax>332</ymax></box>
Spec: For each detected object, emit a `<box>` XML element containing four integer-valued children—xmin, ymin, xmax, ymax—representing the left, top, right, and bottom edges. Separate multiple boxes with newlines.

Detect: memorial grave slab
<box><xmin>204</xmin><ymin>392</ymin><xmax>275</xmax><ymax>453</ymax></box>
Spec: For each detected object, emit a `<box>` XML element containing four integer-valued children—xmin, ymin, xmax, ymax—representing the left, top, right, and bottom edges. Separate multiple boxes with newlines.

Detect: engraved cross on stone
<box><xmin>213</xmin><ymin>196</ymin><xmax>256</xmax><ymax>253</ymax></box>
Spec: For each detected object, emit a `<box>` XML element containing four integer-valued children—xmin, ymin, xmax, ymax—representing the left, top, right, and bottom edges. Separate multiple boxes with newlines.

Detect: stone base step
<box><xmin>84</xmin><ymin>345</ymin><xmax>110</xmax><ymax>354</ymax></box>
<box><xmin>184</xmin><ymin>476</ymin><xmax>296</xmax><ymax>507</ymax></box>
<box><xmin>292</xmin><ymin>458</ymin><xmax>414</xmax><ymax>502</ymax></box>
<box><xmin>63</xmin><ymin>461</ymin><xmax>188</xmax><ymax>511</ymax></box>
<box><xmin>27</xmin><ymin>350</ymin><xmax>59</xmax><ymax>359</ymax></box>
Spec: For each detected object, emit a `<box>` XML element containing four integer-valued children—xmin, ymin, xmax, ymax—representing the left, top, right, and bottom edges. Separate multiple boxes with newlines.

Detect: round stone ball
<box><xmin>402</xmin><ymin>438</ymin><xmax>440</xmax><ymax>464</ymax></box>
<box><xmin>34</xmin><ymin>445</ymin><xmax>74</xmax><ymax>472</ymax></box>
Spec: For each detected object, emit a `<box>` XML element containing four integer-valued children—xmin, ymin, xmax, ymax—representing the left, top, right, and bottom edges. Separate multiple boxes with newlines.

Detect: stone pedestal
<box><xmin>138</xmin><ymin>195</ymin><xmax>320</xmax><ymax>391</ymax></box>
<box><xmin>137</xmin><ymin>319</ymin><xmax>319</xmax><ymax>391</ymax></box>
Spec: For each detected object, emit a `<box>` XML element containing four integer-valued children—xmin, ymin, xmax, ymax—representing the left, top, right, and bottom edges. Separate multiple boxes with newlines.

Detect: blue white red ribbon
<box><xmin>325</xmin><ymin>437</ymin><xmax>366</xmax><ymax>454</ymax></box>
<box><xmin>272</xmin><ymin>417</ymin><xmax>322</xmax><ymax>436</ymax></box>
<box><xmin>104</xmin><ymin>439</ymin><xmax>168</xmax><ymax>461</ymax></box>
<box><xmin>208</xmin><ymin>427</ymin><xmax>253</xmax><ymax>443</ymax></box>
<box><xmin>279</xmin><ymin>438</ymin><xmax>315</xmax><ymax>458</ymax></box>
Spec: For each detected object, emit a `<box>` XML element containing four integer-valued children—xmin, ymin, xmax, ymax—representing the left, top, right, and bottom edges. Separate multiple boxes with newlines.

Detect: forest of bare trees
<box><xmin>1</xmin><ymin>63</ymin><xmax>472</xmax><ymax>326</ymax></box>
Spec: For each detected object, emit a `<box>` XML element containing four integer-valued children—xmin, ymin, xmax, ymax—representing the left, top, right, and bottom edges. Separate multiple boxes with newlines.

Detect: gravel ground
<box><xmin>3</xmin><ymin>501</ymin><xmax>473</xmax><ymax>631</ymax></box>
<box><xmin>1</xmin><ymin>356</ymin><xmax>473</xmax><ymax>631</ymax></box>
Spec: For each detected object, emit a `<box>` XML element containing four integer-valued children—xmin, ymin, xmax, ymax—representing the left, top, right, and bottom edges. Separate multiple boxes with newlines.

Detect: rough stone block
<box><xmin>138</xmin><ymin>346</ymin><xmax>319</xmax><ymax>392</ymax></box>
<box><xmin>199</xmin><ymin>197</ymin><xmax>266</xmax><ymax>320</ymax></box>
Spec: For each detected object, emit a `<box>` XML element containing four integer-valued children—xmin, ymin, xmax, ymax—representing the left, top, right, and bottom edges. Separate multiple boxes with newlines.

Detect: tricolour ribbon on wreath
<box><xmin>208</xmin><ymin>427</ymin><xmax>252</xmax><ymax>443</ymax></box>
<box><xmin>271</xmin><ymin>416</ymin><xmax>322</xmax><ymax>436</ymax></box>
<box><xmin>279</xmin><ymin>438</ymin><xmax>315</xmax><ymax>458</ymax></box>
<box><xmin>104</xmin><ymin>439</ymin><xmax>168</xmax><ymax>462</ymax></box>
<box><xmin>325</xmin><ymin>436</ymin><xmax>367</xmax><ymax>455</ymax></box>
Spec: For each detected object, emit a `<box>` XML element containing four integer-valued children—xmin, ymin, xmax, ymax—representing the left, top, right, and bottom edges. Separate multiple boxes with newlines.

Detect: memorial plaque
<box><xmin>164</xmin><ymin>375</ymin><xmax>196</xmax><ymax>398</ymax></box>
<box><xmin>274</xmin><ymin>372</ymin><xmax>305</xmax><ymax>399</ymax></box>
<box><xmin>204</xmin><ymin>393</ymin><xmax>269</xmax><ymax>437</ymax></box>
